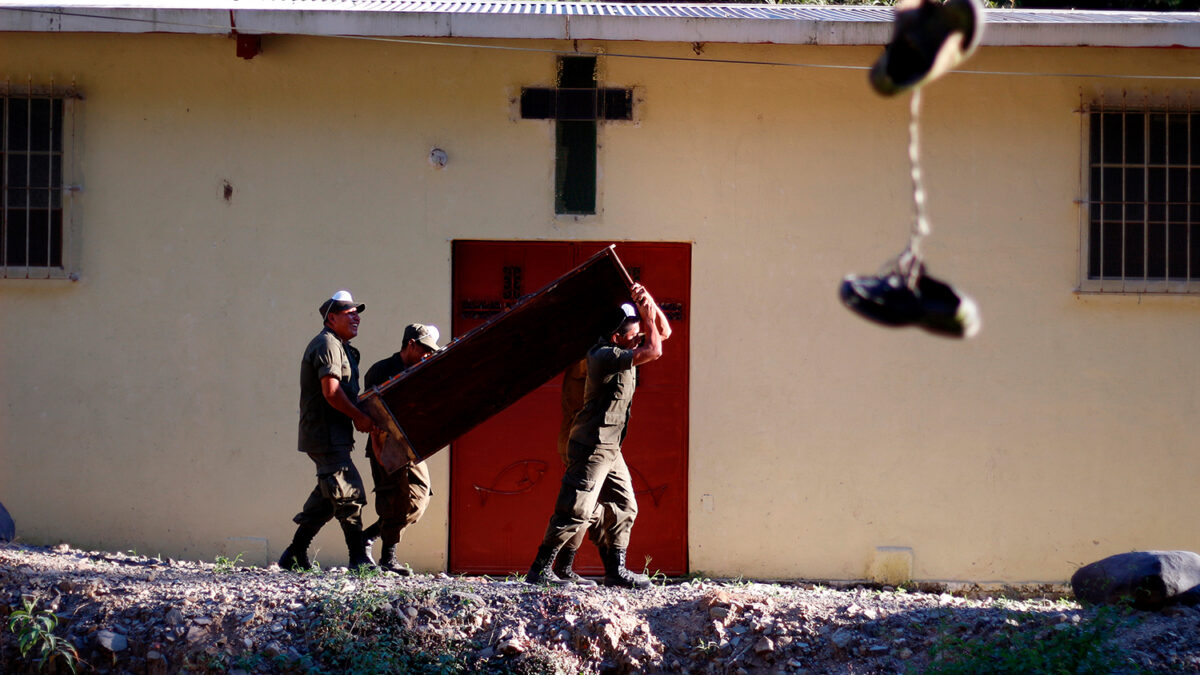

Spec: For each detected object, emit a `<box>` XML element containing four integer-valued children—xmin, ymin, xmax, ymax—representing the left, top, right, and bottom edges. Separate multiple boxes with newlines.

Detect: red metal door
<box><xmin>449</xmin><ymin>241</ymin><xmax>690</xmax><ymax>576</ymax></box>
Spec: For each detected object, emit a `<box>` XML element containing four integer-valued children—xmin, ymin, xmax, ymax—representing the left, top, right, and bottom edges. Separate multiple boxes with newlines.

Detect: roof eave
<box><xmin>0</xmin><ymin>6</ymin><xmax>1197</xmax><ymax>48</ymax></box>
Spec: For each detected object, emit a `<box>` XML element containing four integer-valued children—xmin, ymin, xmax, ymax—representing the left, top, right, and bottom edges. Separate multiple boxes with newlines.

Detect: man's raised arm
<box><xmin>631</xmin><ymin>284</ymin><xmax>664</xmax><ymax>367</ymax></box>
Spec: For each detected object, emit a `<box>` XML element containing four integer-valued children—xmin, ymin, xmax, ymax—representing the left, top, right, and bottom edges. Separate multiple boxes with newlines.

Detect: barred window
<box><xmin>1082</xmin><ymin>101</ymin><xmax>1199</xmax><ymax>293</ymax></box>
<box><xmin>2</xmin><ymin>90</ymin><xmax>77</xmax><ymax>280</ymax></box>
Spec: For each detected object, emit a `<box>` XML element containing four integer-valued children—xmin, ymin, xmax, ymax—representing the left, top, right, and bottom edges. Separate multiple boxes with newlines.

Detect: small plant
<box><xmin>7</xmin><ymin>597</ymin><xmax>81</xmax><ymax>673</ymax></box>
<box><xmin>350</xmin><ymin>564</ymin><xmax>383</xmax><ymax>580</ymax></box>
<box><xmin>213</xmin><ymin>552</ymin><xmax>244</xmax><ymax>573</ymax></box>
<box><xmin>693</xmin><ymin>638</ymin><xmax>720</xmax><ymax>654</ymax></box>
<box><xmin>990</xmin><ymin>597</ymin><xmax>1017</xmax><ymax>611</ymax></box>
<box><xmin>920</xmin><ymin>608</ymin><xmax>1150</xmax><ymax>675</ymax></box>
<box><xmin>231</xmin><ymin>651</ymin><xmax>266</xmax><ymax>671</ymax></box>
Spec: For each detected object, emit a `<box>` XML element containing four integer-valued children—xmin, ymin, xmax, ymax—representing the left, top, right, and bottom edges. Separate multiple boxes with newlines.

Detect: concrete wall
<box><xmin>1</xmin><ymin>31</ymin><xmax>1197</xmax><ymax>582</ymax></box>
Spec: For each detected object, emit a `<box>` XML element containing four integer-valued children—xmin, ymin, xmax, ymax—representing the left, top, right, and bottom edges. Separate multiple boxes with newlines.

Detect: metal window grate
<box><xmin>1082</xmin><ymin>95</ymin><xmax>1199</xmax><ymax>293</ymax></box>
<box><xmin>1</xmin><ymin>84</ymin><xmax>77</xmax><ymax>280</ymax></box>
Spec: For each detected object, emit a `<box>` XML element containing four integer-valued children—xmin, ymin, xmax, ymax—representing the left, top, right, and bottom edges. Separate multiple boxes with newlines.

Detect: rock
<box><xmin>0</xmin><ymin>500</ymin><xmax>13</xmax><ymax>543</ymax></box>
<box><xmin>830</xmin><ymin>628</ymin><xmax>856</xmax><ymax>651</ymax></box>
<box><xmin>96</xmin><ymin>630</ymin><xmax>128</xmax><ymax>652</ymax></box>
<box><xmin>146</xmin><ymin>650</ymin><xmax>168</xmax><ymax>675</ymax></box>
<box><xmin>186</xmin><ymin>625</ymin><xmax>206</xmax><ymax>643</ymax></box>
<box><xmin>497</xmin><ymin>637</ymin><xmax>524</xmax><ymax>655</ymax></box>
<box><xmin>1072</xmin><ymin>551</ymin><xmax>1200</xmax><ymax>610</ymax></box>
<box><xmin>755</xmin><ymin>637</ymin><xmax>774</xmax><ymax>654</ymax></box>
<box><xmin>453</xmin><ymin>591</ymin><xmax>486</xmax><ymax>606</ymax></box>
<box><xmin>710</xmin><ymin>606</ymin><xmax>730</xmax><ymax>620</ymax></box>
<box><xmin>703</xmin><ymin>590</ymin><xmax>733</xmax><ymax>609</ymax></box>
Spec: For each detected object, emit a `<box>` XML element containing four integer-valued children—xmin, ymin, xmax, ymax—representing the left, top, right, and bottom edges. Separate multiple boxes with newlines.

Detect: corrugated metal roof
<box><xmin>0</xmin><ymin>1</ymin><xmax>1197</xmax><ymax>47</ymax></box>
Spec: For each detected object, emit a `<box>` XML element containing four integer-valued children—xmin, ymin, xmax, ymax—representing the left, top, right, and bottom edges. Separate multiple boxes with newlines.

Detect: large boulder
<box><xmin>0</xmin><ymin>500</ymin><xmax>12</xmax><ymax>543</ymax></box>
<box><xmin>1071</xmin><ymin>550</ymin><xmax>1200</xmax><ymax>610</ymax></box>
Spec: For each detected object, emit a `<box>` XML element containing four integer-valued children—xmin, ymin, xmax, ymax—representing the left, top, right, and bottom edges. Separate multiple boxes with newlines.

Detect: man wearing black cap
<box><xmin>527</xmin><ymin>283</ymin><xmax>670</xmax><ymax>589</ymax></box>
<box><xmin>279</xmin><ymin>290</ymin><xmax>377</xmax><ymax>571</ymax></box>
<box><xmin>359</xmin><ymin>324</ymin><xmax>442</xmax><ymax>575</ymax></box>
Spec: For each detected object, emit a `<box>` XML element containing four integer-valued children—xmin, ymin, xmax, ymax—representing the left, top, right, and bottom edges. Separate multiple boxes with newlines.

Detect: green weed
<box><xmin>692</xmin><ymin>638</ymin><xmax>720</xmax><ymax>654</ymax></box>
<box><xmin>7</xmin><ymin>597</ymin><xmax>81</xmax><ymax>673</ymax></box>
<box><xmin>349</xmin><ymin>564</ymin><xmax>383</xmax><ymax>580</ymax></box>
<box><xmin>919</xmin><ymin>608</ymin><xmax>1150</xmax><ymax>675</ymax></box>
<box><xmin>302</xmin><ymin>578</ymin><xmax>562</xmax><ymax>674</ymax></box>
<box><xmin>213</xmin><ymin>552</ymin><xmax>244</xmax><ymax>574</ymax></box>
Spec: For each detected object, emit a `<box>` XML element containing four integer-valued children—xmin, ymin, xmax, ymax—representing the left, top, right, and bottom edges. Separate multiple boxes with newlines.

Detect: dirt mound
<box><xmin>3</xmin><ymin>543</ymin><xmax>1198</xmax><ymax>673</ymax></box>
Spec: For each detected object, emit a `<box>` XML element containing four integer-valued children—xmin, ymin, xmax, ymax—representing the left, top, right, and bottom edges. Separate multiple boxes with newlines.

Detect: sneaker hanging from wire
<box><xmin>839</xmin><ymin>253</ymin><xmax>924</xmax><ymax>328</ymax></box>
<box><xmin>869</xmin><ymin>0</ymin><xmax>985</xmax><ymax>97</ymax></box>
<box><xmin>840</xmin><ymin>252</ymin><xmax>980</xmax><ymax>339</ymax></box>
<box><xmin>913</xmin><ymin>268</ymin><xmax>980</xmax><ymax>338</ymax></box>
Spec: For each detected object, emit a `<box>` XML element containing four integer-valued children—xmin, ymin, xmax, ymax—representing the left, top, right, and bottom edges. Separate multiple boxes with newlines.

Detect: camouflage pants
<box><xmin>293</xmin><ymin>450</ymin><xmax>367</xmax><ymax>529</ymax></box>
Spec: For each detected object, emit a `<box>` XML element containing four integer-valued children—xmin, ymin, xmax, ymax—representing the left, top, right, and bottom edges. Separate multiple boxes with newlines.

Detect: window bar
<box><xmin>1189</xmin><ymin>92</ymin><xmax>1194</xmax><ymax>285</ymax></box>
<box><xmin>1120</xmin><ymin>91</ymin><xmax>1127</xmax><ymax>289</ymax></box>
<box><xmin>1143</xmin><ymin>97</ymin><xmax>1149</xmax><ymax>285</ymax></box>
<box><xmin>1163</xmin><ymin>96</ymin><xmax>1170</xmax><ymax>287</ymax></box>
<box><xmin>47</xmin><ymin>79</ymin><xmax>54</xmax><ymax>274</ymax></box>
<box><xmin>1099</xmin><ymin>99</ymin><xmax>1104</xmax><ymax>281</ymax></box>
<box><xmin>1</xmin><ymin>86</ymin><xmax>7</xmax><ymax>275</ymax></box>
<box><xmin>25</xmin><ymin>78</ymin><xmax>32</xmax><ymax>277</ymax></box>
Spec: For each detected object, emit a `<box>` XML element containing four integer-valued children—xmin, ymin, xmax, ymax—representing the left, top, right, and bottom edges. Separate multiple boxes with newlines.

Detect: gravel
<box><xmin>3</xmin><ymin>541</ymin><xmax>1199</xmax><ymax>673</ymax></box>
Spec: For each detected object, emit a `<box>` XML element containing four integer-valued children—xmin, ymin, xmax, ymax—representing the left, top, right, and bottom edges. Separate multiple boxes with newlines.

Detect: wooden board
<box><xmin>359</xmin><ymin>245</ymin><xmax>634</xmax><ymax>467</ymax></box>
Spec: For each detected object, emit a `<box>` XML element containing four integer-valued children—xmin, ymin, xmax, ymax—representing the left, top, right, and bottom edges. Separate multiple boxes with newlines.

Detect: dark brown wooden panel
<box><xmin>359</xmin><ymin>245</ymin><xmax>633</xmax><ymax>464</ymax></box>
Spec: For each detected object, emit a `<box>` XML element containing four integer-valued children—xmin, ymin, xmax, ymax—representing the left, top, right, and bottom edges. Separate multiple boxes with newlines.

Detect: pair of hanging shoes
<box><xmin>840</xmin><ymin>263</ymin><xmax>981</xmax><ymax>339</ymax></box>
<box><xmin>870</xmin><ymin>0</ymin><xmax>985</xmax><ymax>97</ymax></box>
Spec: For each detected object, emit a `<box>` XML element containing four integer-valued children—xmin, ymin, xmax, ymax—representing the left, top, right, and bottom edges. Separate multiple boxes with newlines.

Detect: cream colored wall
<box><xmin>0</xmin><ymin>32</ymin><xmax>1196</xmax><ymax>581</ymax></box>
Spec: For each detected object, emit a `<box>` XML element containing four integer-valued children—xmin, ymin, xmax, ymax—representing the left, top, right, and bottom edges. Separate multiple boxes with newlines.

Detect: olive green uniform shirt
<box><xmin>298</xmin><ymin>327</ymin><xmax>361</xmax><ymax>453</ymax></box>
<box><xmin>567</xmin><ymin>339</ymin><xmax>637</xmax><ymax>450</ymax></box>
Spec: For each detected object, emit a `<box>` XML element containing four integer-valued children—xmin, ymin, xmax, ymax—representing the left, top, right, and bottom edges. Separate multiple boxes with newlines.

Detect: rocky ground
<box><xmin>2</xmin><ymin>542</ymin><xmax>1199</xmax><ymax>674</ymax></box>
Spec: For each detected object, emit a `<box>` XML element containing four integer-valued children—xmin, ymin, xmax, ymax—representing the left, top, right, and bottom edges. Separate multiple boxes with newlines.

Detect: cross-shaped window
<box><xmin>520</xmin><ymin>56</ymin><xmax>633</xmax><ymax>215</ymax></box>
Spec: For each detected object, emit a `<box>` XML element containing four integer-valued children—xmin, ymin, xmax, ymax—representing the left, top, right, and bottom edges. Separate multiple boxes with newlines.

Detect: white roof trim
<box><xmin>0</xmin><ymin>1</ymin><xmax>1197</xmax><ymax>47</ymax></box>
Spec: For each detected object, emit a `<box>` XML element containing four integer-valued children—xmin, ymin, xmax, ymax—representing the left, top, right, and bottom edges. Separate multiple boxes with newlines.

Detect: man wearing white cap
<box><xmin>279</xmin><ymin>290</ymin><xmax>377</xmax><ymax>571</ymax></box>
<box><xmin>527</xmin><ymin>283</ymin><xmax>670</xmax><ymax>589</ymax></box>
<box><xmin>359</xmin><ymin>323</ymin><xmax>442</xmax><ymax>574</ymax></box>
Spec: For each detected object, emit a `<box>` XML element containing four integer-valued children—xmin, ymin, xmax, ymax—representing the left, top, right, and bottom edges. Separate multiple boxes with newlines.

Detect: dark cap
<box><xmin>403</xmin><ymin>323</ymin><xmax>442</xmax><ymax>352</ymax></box>
<box><xmin>605</xmin><ymin>302</ymin><xmax>638</xmax><ymax>335</ymax></box>
<box><xmin>319</xmin><ymin>290</ymin><xmax>366</xmax><ymax>320</ymax></box>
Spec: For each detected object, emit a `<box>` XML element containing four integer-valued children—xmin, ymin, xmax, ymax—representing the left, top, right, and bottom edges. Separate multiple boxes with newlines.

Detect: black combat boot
<box><xmin>552</xmin><ymin>546</ymin><xmax>597</xmax><ymax>586</ymax></box>
<box><xmin>378</xmin><ymin>530</ymin><xmax>412</xmax><ymax>576</ymax></box>
<box><xmin>340</xmin><ymin>521</ymin><xmax>376</xmax><ymax>570</ymax></box>
<box><xmin>525</xmin><ymin>545</ymin><xmax>571</xmax><ymax>585</ymax></box>
<box><xmin>601</xmin><ymin>546</ymin><xmax>651</xmax><ymax>589</ymax></box>
<box><xmin>278</xmin><ymin>522</ymin><xmax>321</xmax><ymax>572</ymax></box>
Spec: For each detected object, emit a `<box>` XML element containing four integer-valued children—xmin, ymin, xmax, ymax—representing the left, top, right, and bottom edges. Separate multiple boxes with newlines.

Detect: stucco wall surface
<box><xmin>0</xmin><ymin>32</ymin><xmax>1197</xmax><ymax>582</ymax></box>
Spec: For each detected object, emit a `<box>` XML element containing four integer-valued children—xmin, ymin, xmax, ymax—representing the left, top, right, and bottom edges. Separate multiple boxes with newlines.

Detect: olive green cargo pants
<box><xmin>293</xmin><ymin>450</ymin><xmax>367</xmax><ymax>529</ymax></box>
<box><xmin>540</xmin><ymin>440</ymin><xmax>637</xmax><ymax>552</ymax></box>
